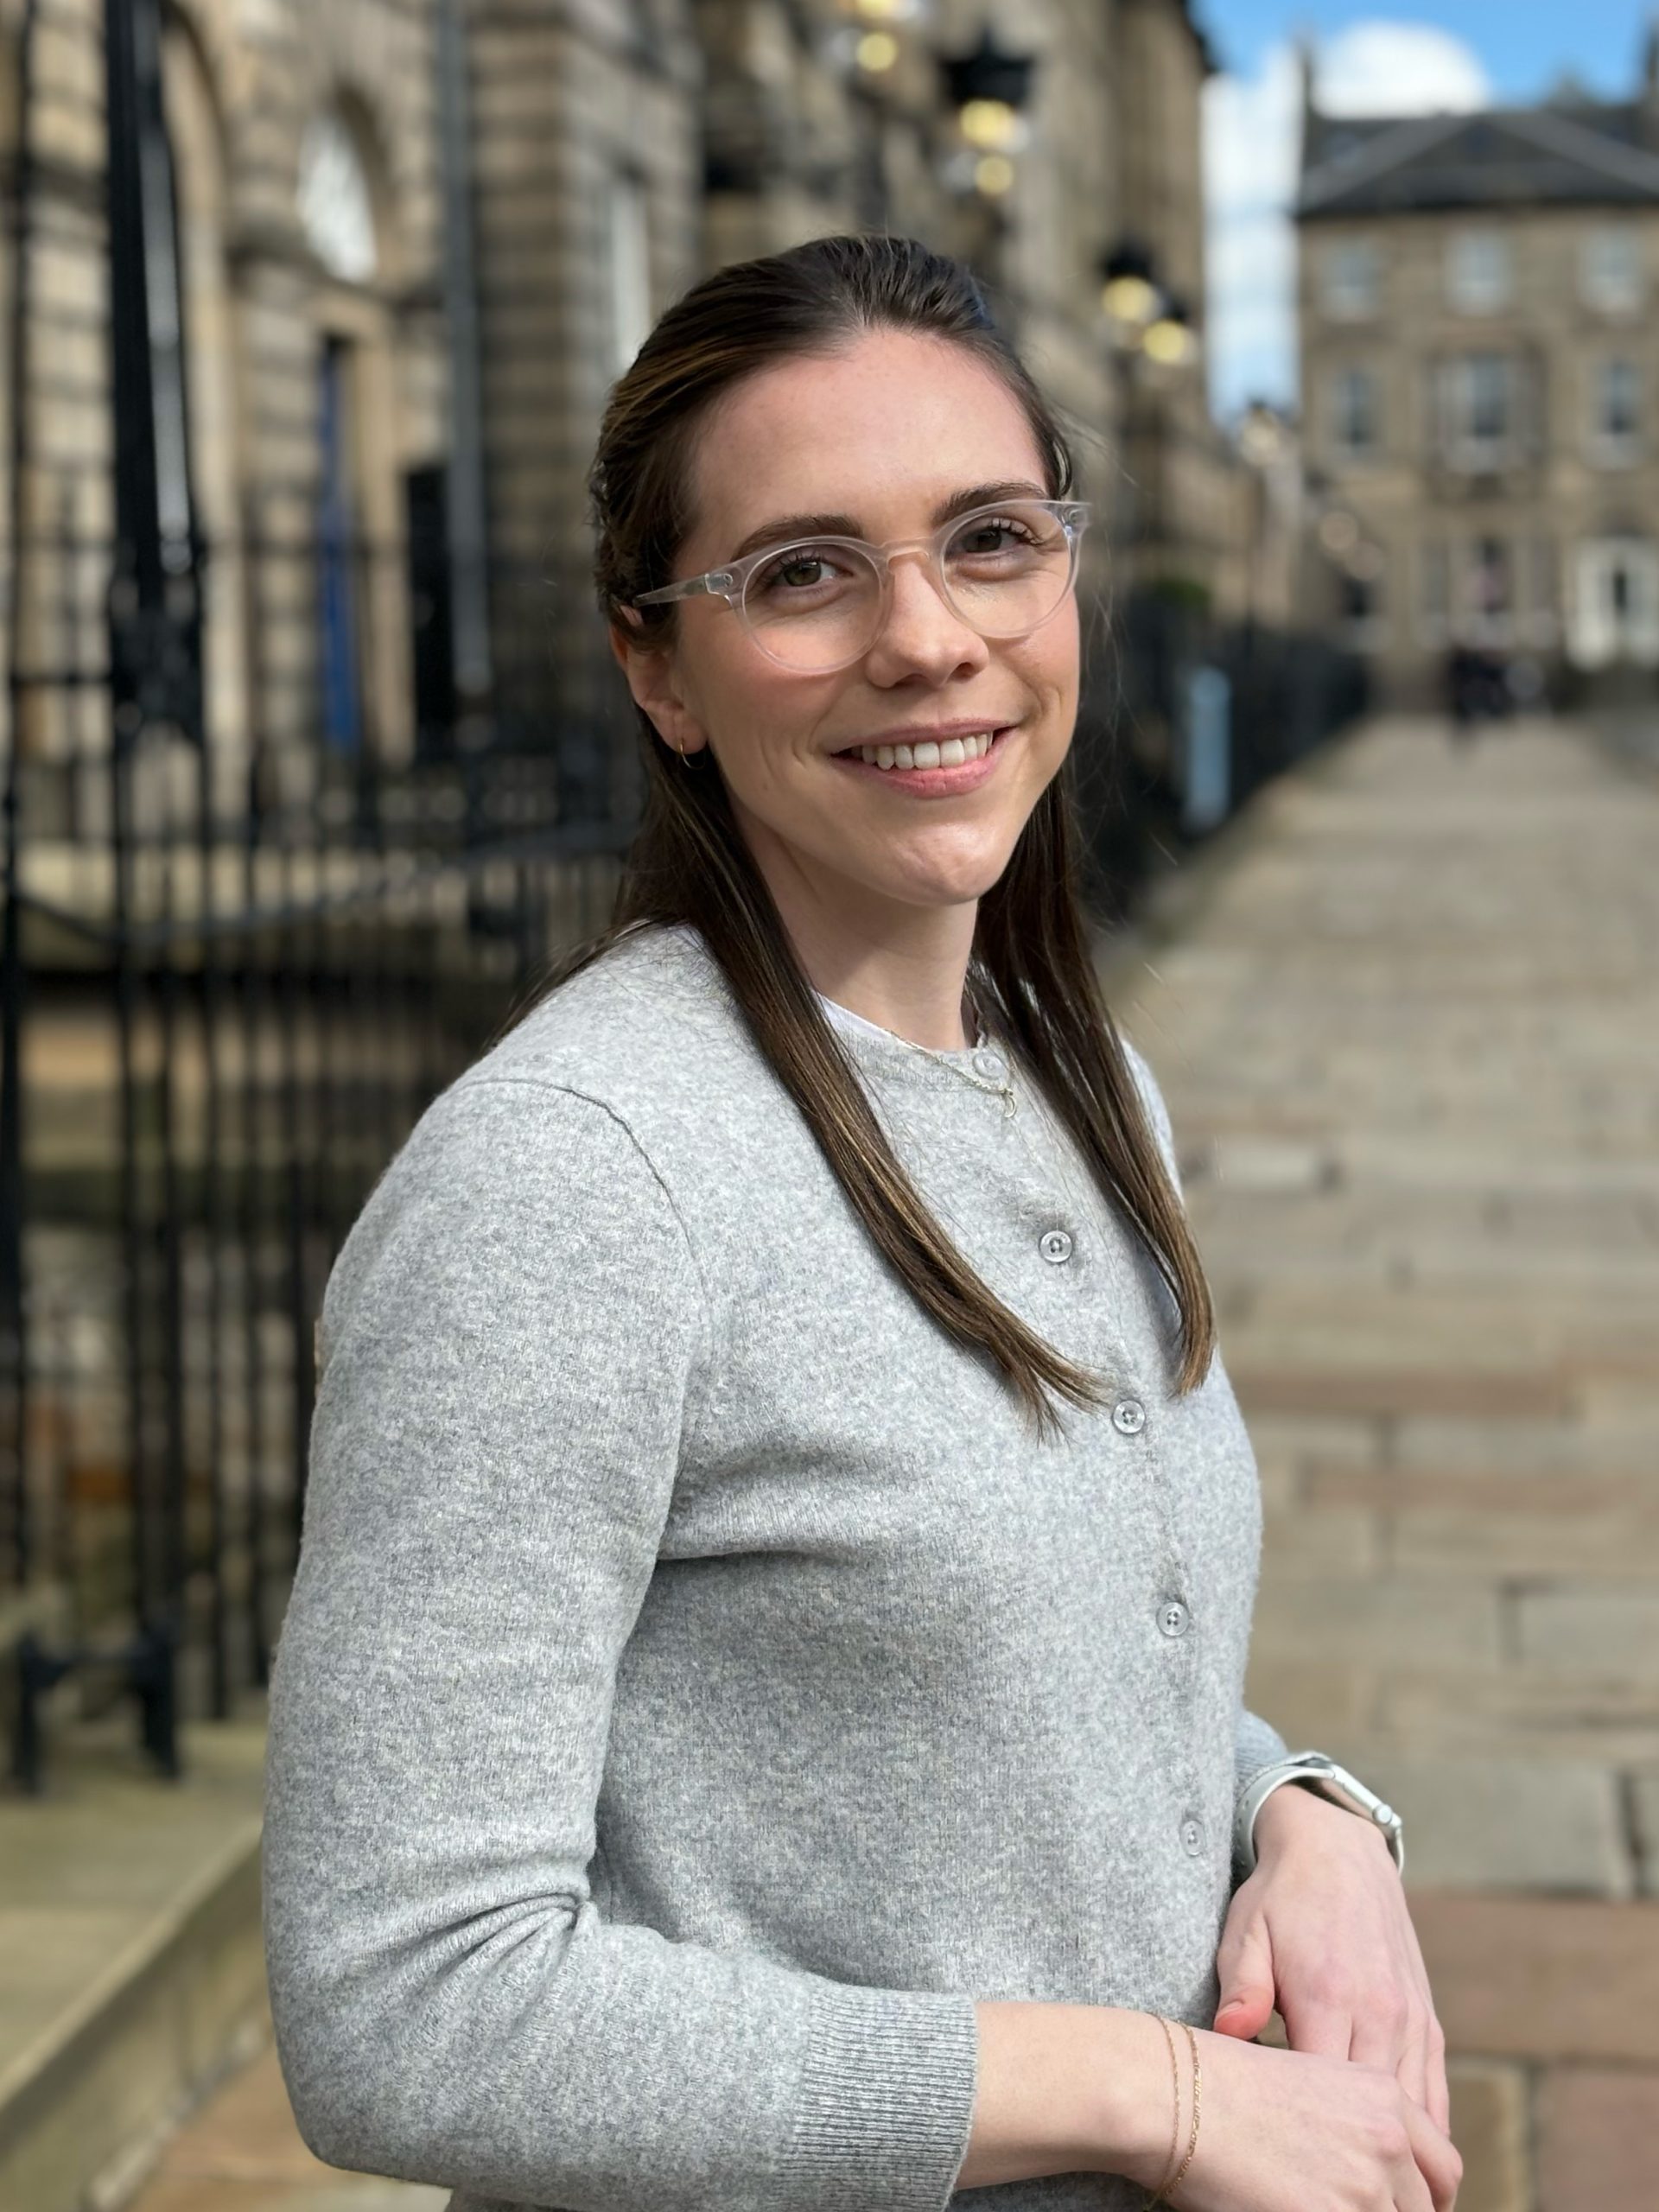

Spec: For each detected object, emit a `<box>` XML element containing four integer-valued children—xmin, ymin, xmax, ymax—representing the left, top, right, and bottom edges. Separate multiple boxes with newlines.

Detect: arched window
<box><xmin>295</xmin><ymin>99</ymin><xmax>414</xmax><ymax>766</ymax></box>
<box><xmin>297</xmin><ymin>110</ymin><xmax>378</xmax><ymax>285</ymax></box>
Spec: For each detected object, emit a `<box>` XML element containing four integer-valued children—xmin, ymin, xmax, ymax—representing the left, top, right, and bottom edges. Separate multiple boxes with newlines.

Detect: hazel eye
<box><xmin>750</xmin><ymin>545</ymin><xmax>867</xmax><ymax>601</ymax></box>
<box><xmin>952</xmin><ymin>518</ymin><xmax>1038</xmax><ymax>556</ymax></box>
<box><xmin>759</xmin><ymin>552</ymin><xmax>836</xmax><ymax>591</ymax></box>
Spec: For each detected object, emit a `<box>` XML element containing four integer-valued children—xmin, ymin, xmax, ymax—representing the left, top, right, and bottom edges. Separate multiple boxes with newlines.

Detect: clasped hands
<box><xmin>1213</xmin><ymin>1780</ymin><xmax>1453</xmax><ymax>2162</ymax></box>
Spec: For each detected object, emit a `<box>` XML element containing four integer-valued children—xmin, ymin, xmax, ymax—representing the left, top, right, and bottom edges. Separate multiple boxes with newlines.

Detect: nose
<box><xmin>863</xmin><ymin>543</ymin><xmax>988</xmax><ymax>678</ymax></box>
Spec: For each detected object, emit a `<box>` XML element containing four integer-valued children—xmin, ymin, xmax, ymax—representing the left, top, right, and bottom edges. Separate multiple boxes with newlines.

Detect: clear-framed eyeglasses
<box><xmin>629</xmin><ymin>497</ymin><xmax>1092</xmax><ymax>675</ymax></box>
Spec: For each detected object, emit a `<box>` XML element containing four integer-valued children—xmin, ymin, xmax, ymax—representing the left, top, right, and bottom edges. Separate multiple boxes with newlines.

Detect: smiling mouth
<box><xmin>833</xmin><ymin>727</ymin><xmax>1011</xmax><ymax>767</ymax></box>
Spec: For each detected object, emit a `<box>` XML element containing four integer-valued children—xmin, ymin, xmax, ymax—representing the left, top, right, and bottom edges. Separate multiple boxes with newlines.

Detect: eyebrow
<box><xmin>724</xmin><ymin>480</ymin><xmax>1049</xmax><ymax>566</ymax></box>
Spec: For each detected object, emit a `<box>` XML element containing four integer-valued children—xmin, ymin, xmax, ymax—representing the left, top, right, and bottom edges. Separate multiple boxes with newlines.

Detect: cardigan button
<box><xmin>1159</xmin><ymin>1599</ymin><xmax>1190</xmax><ymax>1638</ymax></box>
<box><xmin>1039</xmin><ymin>1229</ymin><xmax>1073</xmax><ymax>1264</ymax></box>
<box><xmin>1112</xmin><ymin>1397</ymin><xmax>1147</xmax><ymax>1435</ymax></box>
<box><xmin>1179</xmin><ymin>1815</ymin><xmax>1206</xmax><ymax>1856</ymax></box>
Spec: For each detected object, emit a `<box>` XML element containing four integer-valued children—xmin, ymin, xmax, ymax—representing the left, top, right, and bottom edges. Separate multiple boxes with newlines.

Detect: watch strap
<box><xmin>1236</xmin><ymin>1751</ymin><xmax>1406</xmax><ymax>1878</ymax></box>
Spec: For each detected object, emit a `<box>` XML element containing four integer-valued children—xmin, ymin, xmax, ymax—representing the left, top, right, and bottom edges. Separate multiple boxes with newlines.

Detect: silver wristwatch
<box><xmin>1236</xmin><ymin>1751</ymin><xmax>1406</xmax><ymax>1878</ymax></box>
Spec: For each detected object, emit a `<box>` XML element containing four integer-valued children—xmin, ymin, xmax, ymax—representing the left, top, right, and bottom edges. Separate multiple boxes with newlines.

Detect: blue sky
<box><xmin>1203</xmin><ymin>0</ymin><xmax>1653</xmax><ymax>100</ymax></box>
<box><xmin>1199</xmin><ymin>4</ymin><xmax>1657</xmax><ymax>419</ymax></box>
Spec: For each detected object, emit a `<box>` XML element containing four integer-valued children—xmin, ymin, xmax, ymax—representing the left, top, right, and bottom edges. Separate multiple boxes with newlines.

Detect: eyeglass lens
<box><xmin>741</xmin><ymin>499</ymin><xmax>1078</xmax><ymax>672</ymax></box>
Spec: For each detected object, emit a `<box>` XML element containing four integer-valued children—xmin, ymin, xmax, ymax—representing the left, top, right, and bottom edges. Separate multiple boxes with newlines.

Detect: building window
<box><xmin>1331</xmin><ymin>365</ymin><xmax>1380</xmax><ymax>455</ymax></box>
<box><xmin>1321</xmin><ymin>239</ymin><xmax>1380</xmax><ymax>319</ymax></box>
<box><xmin>298</xmin><ymin>111</ymin><xmax>378</xmax><ymax>284</ymax></box>
<box><xmin>606</xmin><ymin>169</ymin><xmax>652</xmax><ymax>384</ymax></box>
<box><xmin>318</xmin><ymin>335</ymin><xmax>365</xmax><ymax>752</ymax></box>
<box><xmin>1592</xmin><ymin>359</ymin><xmax>1641</xmax><ymax>456</ymax></box>
<box><xmin>1438</xmin><ymin>353</ymin><xmax>1519</xmax><ymax>467</ymax></box>
<box><xmin>1446</xmin><ymin>230</ymin><xmax>1510</xmax><ymax>314</ymax></box>
<box><xmin>1581</xmin><ymin>227</ymin><xmax>1643</xmax><ymax>315</ymax></box>
<box><xmin>1569</xmin><ymin>537</ymin><xmax>1659</xmax><ymax>667</ymax></box>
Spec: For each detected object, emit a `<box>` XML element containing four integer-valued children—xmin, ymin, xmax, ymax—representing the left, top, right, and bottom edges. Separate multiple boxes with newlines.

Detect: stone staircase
<box><xmin>0</xmin><ymin>1701</ymin><xmax>268</xmax><ymax>2212</ymax></box>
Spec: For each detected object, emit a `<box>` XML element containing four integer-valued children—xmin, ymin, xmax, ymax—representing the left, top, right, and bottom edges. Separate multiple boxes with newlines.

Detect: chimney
<box><xmin>1296</xmin><ymin>35</ymin><xmax>1319</xmax><ymax>176</ymax></box>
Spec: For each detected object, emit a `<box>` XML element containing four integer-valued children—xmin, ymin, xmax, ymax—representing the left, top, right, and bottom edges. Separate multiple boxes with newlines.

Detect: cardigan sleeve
<box><xmin>262</xmin><ymin>1074</ymin><xmax>980</xmax><ymax>2212</ymax></box>
<box><xmin>1117</xmin><ymin>1041</ymin><xmax>1294</xmax><ymax>1819</ymax></box>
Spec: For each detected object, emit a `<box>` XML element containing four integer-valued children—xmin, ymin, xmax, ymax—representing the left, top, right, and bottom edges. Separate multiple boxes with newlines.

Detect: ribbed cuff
<box><xmin>1234</xmin><ymin>1709</ymin><xmax>1292</xmax><ymax>1801</ymax></box>
<box><xmin>777</xmin><ymin>1979</ymin><xmax>981</xmax><ymax>2211</ymax></box>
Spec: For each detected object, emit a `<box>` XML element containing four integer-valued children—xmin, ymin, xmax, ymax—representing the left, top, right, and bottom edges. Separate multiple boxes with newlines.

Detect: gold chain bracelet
<box><xmin>1144</xmin><ymin>2018</ymin><xmax>1201</xmax><ymax>2209</ymax></box>
<box><xmin>1147</xmin><ymin>2014</ymin><xmax>1182</xmax><ymax>2206</ymax></box>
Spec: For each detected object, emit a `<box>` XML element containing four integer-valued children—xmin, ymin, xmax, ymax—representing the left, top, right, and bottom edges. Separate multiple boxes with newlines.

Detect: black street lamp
<box><xmin>939</xmin><ymin>22</ymin><xmax>1037</xmax><ymax>111</ymax></box>
<box><xmin>938</xmin><ymin>25</ymin><xmax>1037</xmax><ymax>202</ymax></box>
<box><xmin>1096</xmin><ymin>239</ymin><xmax>1202</xmax><ymax>554</ymax></box>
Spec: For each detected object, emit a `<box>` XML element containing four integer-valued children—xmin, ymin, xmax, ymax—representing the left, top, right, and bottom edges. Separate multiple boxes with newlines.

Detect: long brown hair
<box><xmin>522</xmin><ymin>232</ymin><xmax>1215</xmax><ymax>1440</ymax></box>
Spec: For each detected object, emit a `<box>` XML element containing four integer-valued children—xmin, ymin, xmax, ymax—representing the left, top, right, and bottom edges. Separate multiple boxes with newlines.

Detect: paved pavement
<box><xmin>119</xmin><ymin>2025</ymin><xmax>447</xmax><ymax>2212</ymax></box>
<box><xmin>120</xmin><ymin>709</ymin><xmax>1657</xmax><ymax>2211</ymax></box>
<box><xmin>1109</xmin><ymin>710</ymin><xmax>1659</xmax><ymax>2211</ymax></box>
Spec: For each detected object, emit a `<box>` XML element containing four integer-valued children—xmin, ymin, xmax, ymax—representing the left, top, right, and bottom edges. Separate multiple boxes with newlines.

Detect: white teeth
<box><xmin>852</xmin><ymin>730</ymin><xmax>996</xmax><ymax>769</ymax></box>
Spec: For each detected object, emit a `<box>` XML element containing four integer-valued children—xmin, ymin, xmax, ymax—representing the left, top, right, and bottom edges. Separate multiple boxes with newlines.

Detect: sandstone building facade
<box><xmin>0</xmin><ymin>0</ymin><xmax>1235</xmax><ymax>804</ymax></box>
<box><xmin>1295</xmin><ymin>41</ymin><xmax>1659</xmax><ymax>706</ymax></box>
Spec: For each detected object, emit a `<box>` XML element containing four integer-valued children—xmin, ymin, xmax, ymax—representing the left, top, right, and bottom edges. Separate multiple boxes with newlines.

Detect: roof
<box><xmin>1296</xmin><ymin>99</ymin><xmax>1659</xmax><ymax>219</ymax></box>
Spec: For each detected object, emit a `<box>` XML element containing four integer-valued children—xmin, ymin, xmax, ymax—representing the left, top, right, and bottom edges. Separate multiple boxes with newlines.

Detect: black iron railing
<box><xmin>1086</xmin><ymin>585</ymin><xmax>1370</xmax><ymax>871</ymax></box>
<box><xmin>1</xmin><ymin>508</ymin><xmax>634</xmax><ymax>1790</ymax></box>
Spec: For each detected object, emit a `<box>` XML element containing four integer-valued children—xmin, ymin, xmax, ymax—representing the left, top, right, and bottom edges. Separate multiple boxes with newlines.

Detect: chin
<box><xmin>872</xmin><ymin>855</ymin><xmax>1018</xmax><ymax>908</ymax></box>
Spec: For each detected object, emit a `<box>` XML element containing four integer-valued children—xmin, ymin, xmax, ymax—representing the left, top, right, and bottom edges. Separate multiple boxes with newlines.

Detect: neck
<box><xmin>789</xmin><ymin>921</ymin><xmax>982</xmax><ymax>1053</ymax></box>
<box><xmin>822</xmin><ymin>973</ymin><xmax>982</xmax><ymax>1053</ymax></box>
<box><xmin>732</xmin><ymin>809</ymin><xmax>983</xmax><ymax>1052</ymax></box>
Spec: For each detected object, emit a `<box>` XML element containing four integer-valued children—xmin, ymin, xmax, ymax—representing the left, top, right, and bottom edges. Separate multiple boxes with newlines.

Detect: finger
<box><xmin>1394</xmin><ymin>1919</ymin><xmax>1452</xmax><ymax>2131</ymax></box>
<box><xmin>1351</xmin><ymin>2003</ymin><xmax>1433</xmax><ymax>2117</ymax></box>
<box><xmin>1400</xmin><ymin>2023</ymin><xmax>1433</xmax><ymax>2123</ymax></box>
<box><xmin>1346</xmin><ymin>1997</ymin><xmax>1410</xmax><ymax>2075</ymax></box>
<box><xmin>1403</xmin><ymin>2086</ymin><xmax>1464</xmax><ymax>2212</ymax></box>
<box><xmin>1385</xmin><ymin>2102</ymin><xmax>1437</xmax><ymax>2212</ymax></box>
<box><xmin>1391</xmin><ymin>1974</ymin><xmax>1443</xmax><ymax>2122</ymax></box>
<box><xmin>1393</xmin><ymin>2164</ymin><xmax>1435</xmax><ymax>2212</ymax></box>
<box><xmin>1213</xmin><ymin>1981</ymin><xmax>1275</xmax><ymax>2040</ymax></box>
<box><xmin>1426</xmin><ymin>2020</ymin><xmax>1452</xmax><ymax>2138</ymax></box>
<box><xmin>1213</xmin><ymin>1904</ymin><xmax>1276</xmax><ymax>2041</ymax></box>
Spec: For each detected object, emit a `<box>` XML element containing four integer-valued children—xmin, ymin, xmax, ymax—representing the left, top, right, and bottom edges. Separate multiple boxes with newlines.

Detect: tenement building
<box><xmin>1295</xmin><ymin>40</ymin><xmax>1659</xmax><ymax>705</ymax></box>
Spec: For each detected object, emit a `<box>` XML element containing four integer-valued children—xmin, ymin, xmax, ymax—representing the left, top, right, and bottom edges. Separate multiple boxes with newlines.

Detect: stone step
<box><xmin>0</xmin><ymin>1706</ymin><xmax>268</xmax><ymax>2212</ymax></box>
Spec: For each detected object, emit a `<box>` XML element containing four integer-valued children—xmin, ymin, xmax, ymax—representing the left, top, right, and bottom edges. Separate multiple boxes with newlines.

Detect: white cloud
<box><xmin>1316</xmin><ymin>23</ymin><xmax>1491</xmax><ymax>117</ymax></box>
<box><xmin>1203</xmin><ymin>22</ymin><xmax>1492</xmax><ymax>424</ymax></box>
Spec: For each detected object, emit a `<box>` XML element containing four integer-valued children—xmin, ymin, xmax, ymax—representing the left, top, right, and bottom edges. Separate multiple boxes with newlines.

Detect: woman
<box><xmin>264</xmin><ymin>234</ymin><xmax>1461</xmax><ymax>2212</ymax></box>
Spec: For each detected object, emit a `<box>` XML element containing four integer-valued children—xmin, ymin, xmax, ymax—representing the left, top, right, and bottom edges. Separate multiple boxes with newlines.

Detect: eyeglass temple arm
<box><xmin>632</xmin><ymin>571</ymin><xmax>735</xmax><ymax>607</ymax></box>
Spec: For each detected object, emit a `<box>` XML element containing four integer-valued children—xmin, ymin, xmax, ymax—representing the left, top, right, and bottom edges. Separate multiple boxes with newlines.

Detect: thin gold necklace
<box><xmin>882</xmin><ymin>978</ymin><xmax>1019</xmax><ymax>1116</ymax></box>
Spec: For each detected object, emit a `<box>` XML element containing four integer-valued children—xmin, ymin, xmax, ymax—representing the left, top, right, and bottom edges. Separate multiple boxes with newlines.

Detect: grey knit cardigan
<box><xmin>262</xmin><ymin>918</ymin><xmax>1294</xmax><ymax>2212</ymax></box>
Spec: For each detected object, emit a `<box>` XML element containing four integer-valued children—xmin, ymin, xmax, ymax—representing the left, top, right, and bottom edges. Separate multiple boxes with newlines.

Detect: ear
<box><xmin>609</xmin><ymin>607</ymin><xmax>707</xmax><ymax>758</ymax></box>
